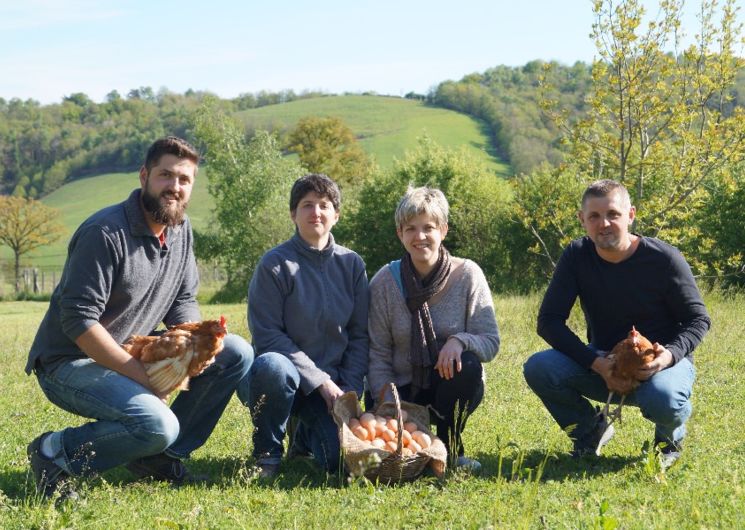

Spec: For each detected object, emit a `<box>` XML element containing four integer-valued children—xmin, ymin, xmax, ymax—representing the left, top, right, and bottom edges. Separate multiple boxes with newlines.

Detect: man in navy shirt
<box><xmin>523</xmin><ymin>179</ymin><xmax>710</xmax><ymax>468</ymax></box>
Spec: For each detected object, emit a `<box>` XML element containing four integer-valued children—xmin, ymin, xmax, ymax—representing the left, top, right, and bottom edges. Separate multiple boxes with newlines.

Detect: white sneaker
<box><xmin>455</xmin><ymin>456</ymin><xmax>482</xmax><ymax>474</ymax></box>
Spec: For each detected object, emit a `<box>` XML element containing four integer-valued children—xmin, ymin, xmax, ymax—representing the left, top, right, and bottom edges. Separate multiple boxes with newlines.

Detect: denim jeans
<box><xmin>523</xmin><ymin>348</ymin><xmax>696</xmax><ymax>447</ymax></box>
<box><xmin>34</xmin><ymin>334</ymin><xmax>253</xmax><ymax>476</ymax></box>
<box><xmin>237</xmin><ymin>352</ymin><xmax>341</xmax><ymax>473</ymax></box>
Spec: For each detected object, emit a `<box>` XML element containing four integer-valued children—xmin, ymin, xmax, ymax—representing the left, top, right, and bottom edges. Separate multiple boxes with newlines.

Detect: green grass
<box><xmin>0</xmin><ymin>292</ymin><xmax>742</xmax><ymax>528</ymax></box>
<box><xmin>237</xmin><ymin>95</ymin><xmax>509</xmax><ymax>175</ymax></box>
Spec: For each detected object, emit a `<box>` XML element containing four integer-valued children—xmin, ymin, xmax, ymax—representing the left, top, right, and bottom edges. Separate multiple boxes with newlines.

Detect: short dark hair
<box><xmin>144</xmin><ymin>136</ymin><xmax>199</xmax><ymax>173</ymax></box>
<box><xmin>581</xmin><ymin>179</ymin><xmax>631</xmax><ymax>209</ymax></box>
<box><xmin>289</xmin><ymin>174</ymin><xmax>341</xmax><ymax>212</ymax></box>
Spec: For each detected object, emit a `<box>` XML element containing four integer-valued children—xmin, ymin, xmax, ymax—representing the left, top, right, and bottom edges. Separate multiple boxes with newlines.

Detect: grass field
<box><xmin>0</xmin><ymin>292</ymin><xmax>742</xmax><ymax>528</ymax></box>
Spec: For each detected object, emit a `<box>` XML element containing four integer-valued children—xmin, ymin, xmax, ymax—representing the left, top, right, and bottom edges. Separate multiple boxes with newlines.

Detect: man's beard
<box><xmin>141</xmin><ymin>183</ymin><xmax>188</xmax><ymax>227</ymax></box>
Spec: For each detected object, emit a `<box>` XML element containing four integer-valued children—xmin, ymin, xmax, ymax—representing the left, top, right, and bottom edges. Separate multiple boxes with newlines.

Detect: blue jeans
<box><xmin>523</xmin><ymin>348</ymin><xmax>695</xmax><ymax>447</ymax></box>
<box><xmin>237</xmin><ymin>352</ymin><xmax>341</xmax><ymax>473</ymax></box>
<box><xmin>34</xmin><ymin>334</ymin><xmax>253</xmax><ymax>476</ymax></box>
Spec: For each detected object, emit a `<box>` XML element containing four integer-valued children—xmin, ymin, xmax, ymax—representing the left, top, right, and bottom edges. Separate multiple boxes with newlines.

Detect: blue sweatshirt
<box><xmin>248</xmin><ymin>232</ymin><xmax>369</xmax><ymax>396</ymax></box>
<box><xmin>26</xmin><ymin>189</ymin><xmax>200</xmax><ymax>374</ymax></box>
<box><xmin>537</xmin><ymin>236</ymin><xmax>710</xmax><ymax>369</ymax></box>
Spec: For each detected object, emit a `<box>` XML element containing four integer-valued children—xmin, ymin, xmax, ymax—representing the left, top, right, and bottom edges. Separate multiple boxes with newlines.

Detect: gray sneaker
<box><xmin>571</xmin><ymin>413</ymin><xmax>615</xmax><ymax>458</ymax></box>
<box><xmin>256</xmin><ymin>461</ymin><xmax>280</xmax><ymax>480</ymax></box>
<box><xmin>656</xmin><ymin>439</ymin><xmax>682</xmax><ymax>470</ymax></box>
<box><xmin>455</xmin><ymin>456</ymin><xmax>482</xmax><ymax>474</ymax></box>
<box><xmin>27</xmin><ymin>432</ymin><xmax>76</xmax><ymax>500</ymax></box>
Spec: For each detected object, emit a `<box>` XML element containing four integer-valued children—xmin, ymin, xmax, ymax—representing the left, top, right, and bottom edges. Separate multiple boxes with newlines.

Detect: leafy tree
<box><xmin>192</xmin><ymin>99</ymin><xmax>303</xmax><ymax>301</ymax></box>
<box><xmin>0</xmin><ymin>196</ymin><xmax>64</xmax><ymax>293</ymax></box>
<box><xmin>287</xmin><ymin>116</ymin><xmax>373</xmax><ymax>189</ymax></box>
<box><xmin>344</xmin><ymin>136</ymin><xmax>511</xmax><ymax>286</ymax></box>
<box><xmin>526</xmin><ymin>0</ymin><xmax>745</xmax><ymax>274</ymax></box>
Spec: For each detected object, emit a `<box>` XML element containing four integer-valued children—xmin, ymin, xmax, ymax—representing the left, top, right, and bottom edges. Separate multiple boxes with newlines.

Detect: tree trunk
<box><xmin>14</xmin><ymin>251</ymin><xmax>20</xmax><ymax>295</ymax></box>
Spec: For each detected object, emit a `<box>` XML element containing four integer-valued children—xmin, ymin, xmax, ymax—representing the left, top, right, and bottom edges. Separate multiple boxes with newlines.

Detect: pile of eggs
<box><xmin>348</xmin><ymin>411</ymin><xmax>436</xmax><ymax>457</ymax></box>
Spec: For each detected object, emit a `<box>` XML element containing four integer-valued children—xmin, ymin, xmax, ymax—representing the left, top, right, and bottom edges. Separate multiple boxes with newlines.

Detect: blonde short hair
<box><xmin>395</xmin><ymin>186</ymin><xmax>449</xmax><ymax>230</ymax></box>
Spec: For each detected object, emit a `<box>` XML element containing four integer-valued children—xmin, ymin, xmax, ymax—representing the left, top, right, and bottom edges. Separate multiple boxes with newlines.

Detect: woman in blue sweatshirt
<box><xmin>238</xmin><ymin>174</ymin><xmax>369</xmax><ymax>478</ymax></box>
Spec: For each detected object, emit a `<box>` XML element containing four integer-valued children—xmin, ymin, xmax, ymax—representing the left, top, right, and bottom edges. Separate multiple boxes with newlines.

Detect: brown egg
<box><xmin>382</xmin><ymin>429</ymin><xmax>396</xmax><ymax>442</ymax></box>
<box><xmin>371</xmin><ymin>438</ymin><xmax>386</xmax><ymax>449</ymax></box>
<box><xmin>386</xmin><ymin>418</ymin><xmax>398</xmax><ymax>432</ymax></box>
<box><xmin>374</xmin><ymin>422</ymin><xmax>387</xmax><ymax>436</ymax></box>
<box><xmin>408</xmin><ymin>440</ymin><xmax>422</xmax><ymax>453</ymax></box>
<box><xmin>411</xmin><ymin>431</ymin><xmax>431</xmax><ymax>449</ymax></box>
<box><xmin>385</xmin><ymin>440</ymin><xmax>398</xmax><ymax>452</ymax></box>
<box><xmin>348</xmin><ymin>418</ymin><xmax>361</xmax><ymax>429</ymax></box>
<box><xmin>403</xmin><ymin>421</ymin><xmax>419</xmax><ymax>433</ymax></box>
<box><xmin>351</xmin><ymin>425</ymin><xmax>369</xmax><ymax>441</ymax></box>
<box><xmin>401</xmin><ymin>429</ymin><xmax>413</xmax><ymax>446</ymax></box>
<box><xmin>359</xmin><ymin>412</ymin><xmax>376</xmax><ymax>430</ymax></box>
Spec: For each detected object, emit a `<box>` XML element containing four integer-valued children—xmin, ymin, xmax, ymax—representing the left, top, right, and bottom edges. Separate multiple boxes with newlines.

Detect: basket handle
<box><xmin>377</xmin><ymin>382</ymin><xmax>404</xmax><ymax>455</ymax></box>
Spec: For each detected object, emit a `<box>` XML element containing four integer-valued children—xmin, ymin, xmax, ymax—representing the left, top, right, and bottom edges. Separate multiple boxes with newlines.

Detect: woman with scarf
<box><xmin>367</xmin><ymin>186</ymin><xmax>499</xmax><ymax>472</ymax></box>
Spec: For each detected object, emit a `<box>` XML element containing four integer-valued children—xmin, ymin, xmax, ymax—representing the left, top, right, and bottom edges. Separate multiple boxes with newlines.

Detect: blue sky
<box><xmin>0</xmin><ymin>0</ymin><xmax>714</xmax><ymax>104</ymax></box>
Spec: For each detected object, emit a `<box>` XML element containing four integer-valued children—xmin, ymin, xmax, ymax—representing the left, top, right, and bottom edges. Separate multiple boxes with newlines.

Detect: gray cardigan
<box><xmin>367</xmin><ymin>258</ymin><xmax>500</xmax><ymax>398</ymax></box>
<box><xmin>26</xmin><ymin>189</ymin><xmax>200</xmax><ymax>374</ymax></box>
<box><xmin>248</xmin><ymin>232</ymin><xmax>369</xmax><ymax>396</ymax></box>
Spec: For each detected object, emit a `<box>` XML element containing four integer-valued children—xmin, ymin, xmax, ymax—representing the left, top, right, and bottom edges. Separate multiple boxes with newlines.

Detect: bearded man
<box><xmin>25</xmin><ymin>137</ymin><xmax>253</xmax><ymax>499</ymax></box>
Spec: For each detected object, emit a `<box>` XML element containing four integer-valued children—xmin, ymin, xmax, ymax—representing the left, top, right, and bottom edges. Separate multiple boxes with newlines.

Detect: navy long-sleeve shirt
<box><xmin>537</xmin><ymin>236</ymin><xmax>710</xmax><ymax>369</ymax></box>
<box><xmin>248</xmin><ymin>232</ymin><xmax>369</xmax><ymax>396</ymax></box>
<box><xmin>26</xmin><ymin>189</ymin><xmax>200</xmax><ymax>374</ymax></box>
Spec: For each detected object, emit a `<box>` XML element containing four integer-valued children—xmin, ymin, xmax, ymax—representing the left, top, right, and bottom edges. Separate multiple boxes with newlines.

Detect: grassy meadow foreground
<box><xmin>0</xmin><ymin>293</ymin><xmax>742</xmax><ymax>528</ymax></box>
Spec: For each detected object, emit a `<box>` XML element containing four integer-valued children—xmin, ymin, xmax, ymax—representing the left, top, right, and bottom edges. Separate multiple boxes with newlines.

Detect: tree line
<box><xmin>1</xmin><ymin>0</ymin><xmax>743</xmax><ymax>299</ymax></box>
<box><xmin>0</xmin><ymin>88</ymin><xmax>328</xmax><ymax>199</ymax></box>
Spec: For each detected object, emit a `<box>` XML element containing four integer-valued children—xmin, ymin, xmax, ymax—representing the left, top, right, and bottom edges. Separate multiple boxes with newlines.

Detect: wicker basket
<box><xmin>332</xmin><ymin>383</ymin><xmax>447</xmax><ymax>483</ymax></box>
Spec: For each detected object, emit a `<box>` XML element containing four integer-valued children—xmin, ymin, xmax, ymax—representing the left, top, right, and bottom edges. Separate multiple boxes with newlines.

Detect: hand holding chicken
<box><xmin>600</xmin><ymin>326</ymin><xmax>659</xmax><ymax>424</ymax></box>
<box><xmin>122</xmin><ymin>316</ymin><xmax>227</xmax><ymax>395</ymax></box>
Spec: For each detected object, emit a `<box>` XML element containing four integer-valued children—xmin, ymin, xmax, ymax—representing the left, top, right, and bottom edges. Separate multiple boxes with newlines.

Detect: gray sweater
<box><xmin>367</xmin><ymin>257</ymin><xmax>500</xmax><ymax>397</ymax></box>
<box><xmin>26</xmin><ymin>189</ymin><xmax>200</xmax><ymax>374</ymax></box>
<box><xmin>248</xmin><ymin>232</ymin><xmax>369</xmax><ymax>395</ymax></box>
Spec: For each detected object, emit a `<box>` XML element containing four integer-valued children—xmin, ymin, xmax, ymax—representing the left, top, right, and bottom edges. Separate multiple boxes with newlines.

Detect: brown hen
<box><xmin>602</xmin><ymin>326</ymin><xmax>657</xmax><ymax>424</ymax></box>
<box><xmin>123</xmin><ymin>316</ymin><xmax>227</xmax><ymax>395</ymax></box>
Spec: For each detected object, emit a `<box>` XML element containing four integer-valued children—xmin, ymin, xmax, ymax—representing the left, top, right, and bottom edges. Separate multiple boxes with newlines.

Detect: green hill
<box><xmin>2</xmin><ymin>96</ymin><xmax>508</xmax><ymax>277</ymax></box>
<box><xmin>237</xmin><ymin>95</ymin><xmax>509</xmax><ymax>175</ymax></box>
<box><xmin>0</xmin><ymin>172</ymin><xmax>215</xmax><ymax>278</ymax></box>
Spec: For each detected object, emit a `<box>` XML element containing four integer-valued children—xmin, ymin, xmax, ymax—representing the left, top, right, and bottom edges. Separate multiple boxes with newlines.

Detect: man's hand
<box><xmin>317</xmin><ymin>379</ymin><xmax>344</xmax><ymax>412</ymax></box>
<box><xmin>636</xmin><ymin>343</ymin><xmax>673</xmax><ymax>380</ymax></box>
<box><xmin>434</xmin><ymin>337</ymin><xmax>464</xmax><ymax>380</ymax></box>
<box><xmin>591</xmin><ymin>355</ymin><xmax>636</xmax><ymax>394</ymax></box>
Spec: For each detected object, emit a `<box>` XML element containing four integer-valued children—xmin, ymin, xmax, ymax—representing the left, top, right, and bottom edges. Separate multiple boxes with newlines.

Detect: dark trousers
<box><xmin>367</xmin><ymin>351</ymin><xmax>484</xmax><ymax>456</ymax></box>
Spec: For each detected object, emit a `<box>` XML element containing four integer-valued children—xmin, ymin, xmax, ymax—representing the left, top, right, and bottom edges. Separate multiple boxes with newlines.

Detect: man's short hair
<box><xmin>289</xmin><ymin>174</ymin><xmax>341</xmax><ymax>212</ymax></box>
<box><xmin>395</xmin><ymin>186</ymin><xmax>449</xmax><ymax>230</ymax></box>
<box><xmin>581</xmin><ymin>179</ymin><xmax>631</xmax><ymax>209</ymax></box>
<box><xmin>144</xmin><ymin>136</ymin><xmax>200</xmax><ymax>173</ymax></box>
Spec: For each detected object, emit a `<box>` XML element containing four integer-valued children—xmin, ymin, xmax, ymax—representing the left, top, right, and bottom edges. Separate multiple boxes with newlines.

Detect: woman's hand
<box><xmin>435</xmin><ymin>337</ymin><xmax>464</xmax><ymax>380</ymax></box>
<box><xmin>318</xmin><ymin>379</ymin><xmax>344</xmax><ymax>412</ymax></box>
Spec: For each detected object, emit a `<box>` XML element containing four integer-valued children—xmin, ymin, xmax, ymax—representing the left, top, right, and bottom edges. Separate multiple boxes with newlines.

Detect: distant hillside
<box><xmin>2</xmin><ymin>95</ymin><xmax>506</xmax><ymax>272</ymax></box>
<box><xmin>0</xmin><ymin>171</ymin><xmax>214</xmax><ymax>274</ymax></box>
<box><xmin>236</xmin><ymin>95</ymin><xmax>509</xmax><ymax>175</ymax></box>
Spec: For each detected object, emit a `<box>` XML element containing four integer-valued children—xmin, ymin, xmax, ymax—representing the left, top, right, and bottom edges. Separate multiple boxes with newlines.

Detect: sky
<box><xmin>0</xmin><ymin>0</ymin><xmax>717</xmax><ymax>105</ymax></box>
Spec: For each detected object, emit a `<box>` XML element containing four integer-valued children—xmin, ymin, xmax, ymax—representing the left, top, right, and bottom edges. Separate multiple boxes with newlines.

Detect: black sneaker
<box><xmin>571</xmin><ymin>412</ymin><xmax>615</xmax><ymax>458</ymax></box>
<box><xmin>126</xmin><ymin>453</ymin><xmax>207</xmax><ymax>485</ymax></box>
<box><xmin>27</xmin><ymin>432</ymin><xmax>76</xmax><ymax>500</ymax></box>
